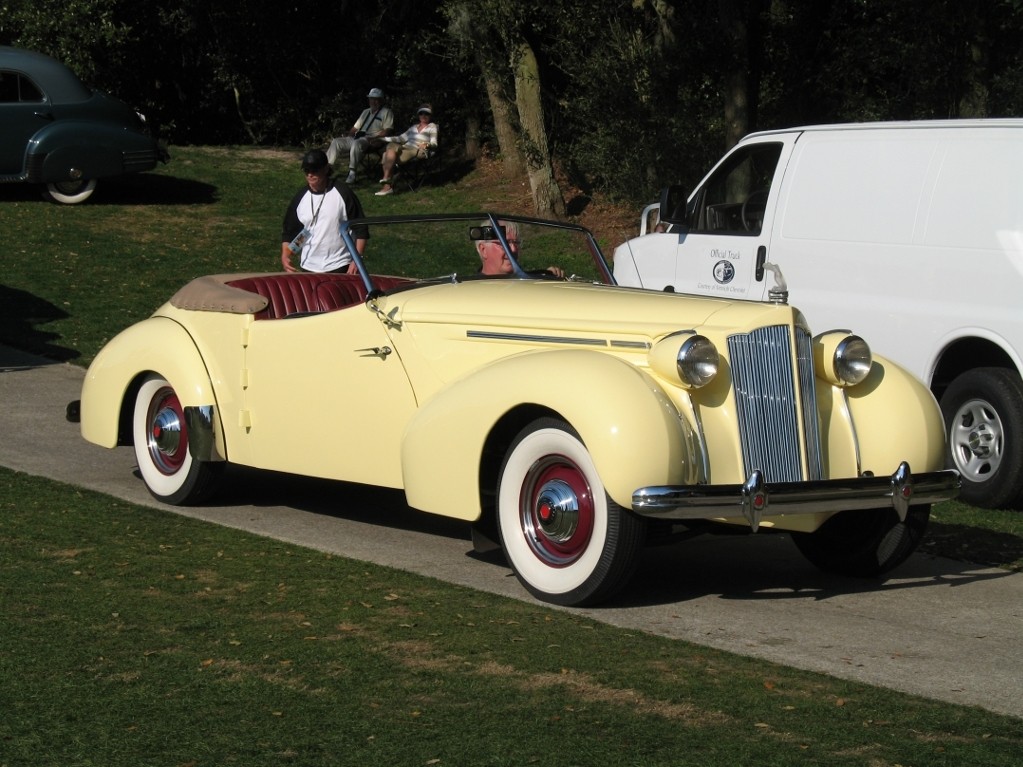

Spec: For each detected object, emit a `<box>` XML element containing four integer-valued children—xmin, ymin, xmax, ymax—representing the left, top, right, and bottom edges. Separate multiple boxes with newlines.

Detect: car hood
<box><xmin>384</xmin><ymin>278</ymin><xmax>800</xmax><ymax>340</ymax></box>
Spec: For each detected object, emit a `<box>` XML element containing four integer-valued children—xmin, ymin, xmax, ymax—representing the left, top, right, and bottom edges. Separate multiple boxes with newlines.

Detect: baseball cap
<box><xmin>417</xmin><ymin>104</ymin><xmax>432</xmax><ymax>115</ymax></box>
<box><xmin>367</xmin><ymin>87</ymin><xmax>384</xmax><ymax>98</ymax></box>
<box><xmin>301</xmin><ymin>149</ymin><xmax>329</xmax><ymax>172</ymax></box>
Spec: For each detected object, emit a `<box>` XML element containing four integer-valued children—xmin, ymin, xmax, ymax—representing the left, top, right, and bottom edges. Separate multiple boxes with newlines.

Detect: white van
<box><xmin>613</xmin><ymin>120</ymin><xmax>1023</xmax><ymax>509</ymax></box>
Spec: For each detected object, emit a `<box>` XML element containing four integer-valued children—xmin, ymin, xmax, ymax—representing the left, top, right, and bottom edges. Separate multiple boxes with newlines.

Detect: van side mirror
<box><xmin>658</xmin><ymin>185</ymin><xmax>690</xmax><ymax>229</ymax></box>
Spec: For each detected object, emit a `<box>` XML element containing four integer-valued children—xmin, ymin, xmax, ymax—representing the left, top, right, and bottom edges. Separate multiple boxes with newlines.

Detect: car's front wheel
<box><xmin>43</xmin><ymin>178</ymin><xmax>98</xmax><ymax>204</ymax></box>
<box><xmin>133</xmin><ymin>374</ymin><xmax>222</xmax><ymax>505</ymax></box>
<box><xmin>791</xmin><ymin>506</ymin><xmax>929</xmax><ymax>577</ymax></box>
<box><xmin>940</xmin><ymin>367</ymin><xmax>1023</xmax><ymax>509</ymax></box>
<box><xmin>497</xmin><ymin>417</ymin><xmax>646</xmax><ymax>606</ymax></box>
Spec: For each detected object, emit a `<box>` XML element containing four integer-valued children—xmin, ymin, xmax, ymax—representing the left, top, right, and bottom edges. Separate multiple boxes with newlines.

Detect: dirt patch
<box><xmin>461</xmin><ymin>155</ymin><xmax>641</xmax><ymax>248</ymax></box>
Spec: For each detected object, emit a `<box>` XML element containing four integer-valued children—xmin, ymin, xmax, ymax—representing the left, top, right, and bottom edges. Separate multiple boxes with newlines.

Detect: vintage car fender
<box><xmin>27</xmin><ymin>121</ymin><xmax>159</xmax><ymax>182</ymax></box>
<box><xmin>844</xmin><ymin>354</ymin><xmax>947</xmax><ymax>474</ymax></box>
<box><xmin>401</xmin><ymin>349</ymin><xmax>697</xmax><ymax>521</ymax></box>
<box><xmin>80</xmin><ymin>316</ymin><xmax>221</xmax><ymax>453</ymax></box>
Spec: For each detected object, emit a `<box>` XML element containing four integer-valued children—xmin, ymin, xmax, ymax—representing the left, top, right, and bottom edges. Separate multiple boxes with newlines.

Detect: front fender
<box><xmin>846</xmin><ymin>355</ymin><xmax>947</xmax><ymax>474</ymax></box>
<box><xmin>401</xmin><ymin>349</ymin><xmax>697</xmax><ymax>520</ymax></box>
<box><xmin>80</xmin><ymin>317</ymin><xmax>221</xmax><ymax>453</ymax></box>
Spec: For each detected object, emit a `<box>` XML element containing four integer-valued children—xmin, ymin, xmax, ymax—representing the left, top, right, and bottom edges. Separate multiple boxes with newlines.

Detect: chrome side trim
<box><xmin>610</xmin><ymin>339</ymin><xmax>652</xmax><ymax>350</ymax></box>
<box><xmin>183</xmin><ymin>405</ymin><xmax>224</xmax><ymax>462</ymax></box>
<box><xmin>632</xmin><ymin>463</ymin><xmax>960</xmax><ymax>530</ymax></box>
<box><xmin>467</xmin><ymin>330</ymin><xmax>607</xmax><ymax>347</ymax></box>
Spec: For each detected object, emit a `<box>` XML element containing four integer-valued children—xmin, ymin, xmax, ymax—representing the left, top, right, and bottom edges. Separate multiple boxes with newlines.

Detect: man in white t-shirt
<box><xmin>326</xmin><ymin>88</ymin><xmax>394</xmax><ymax>184</ymax></box>
<box><xmin>280</xmin><ymin>150</ymin><xmax>368</xmax><ymax>273</ymax></box>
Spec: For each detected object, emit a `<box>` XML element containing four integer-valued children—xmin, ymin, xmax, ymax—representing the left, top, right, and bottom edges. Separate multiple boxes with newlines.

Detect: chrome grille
<box><xmin>727</xmin><ymin>325</ymin><xmax>822</xmax><ymax>482</ymax></box>
<box><xmin>795</xmin><ymin>328</ymin><xmax>824</xmax><ymax>480</ymax></box>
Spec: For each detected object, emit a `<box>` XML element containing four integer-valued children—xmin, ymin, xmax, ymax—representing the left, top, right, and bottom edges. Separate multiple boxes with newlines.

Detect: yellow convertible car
<box><xmin>74</xmin><ymin>213</ymin><xmax>959</xmax><ymax>606</ymax></box>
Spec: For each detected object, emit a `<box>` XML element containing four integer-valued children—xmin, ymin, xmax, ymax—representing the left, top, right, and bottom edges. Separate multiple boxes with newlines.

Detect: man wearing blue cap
<box><xmin>326</xmin><ymin>88</ymin><xmax>394</xmax><ymax>184</ymax></box>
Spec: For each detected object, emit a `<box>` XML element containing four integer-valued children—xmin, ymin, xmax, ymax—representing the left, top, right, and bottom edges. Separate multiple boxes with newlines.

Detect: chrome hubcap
<box><xmin>534</xmin><ymin>479</ymin><xmax>580</xmax><ymax>543</ymax></box>
<box><xmin>147</xmin><ymin>389</ymin><xmax>187</xmax><ymax>475</ymax></box>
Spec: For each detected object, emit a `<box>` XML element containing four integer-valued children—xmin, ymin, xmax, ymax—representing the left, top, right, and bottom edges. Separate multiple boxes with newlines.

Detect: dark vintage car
<box><xmin>0</xmin><ymin>46</ymin><xmax>167</xmax><ymax>203</ymax></box>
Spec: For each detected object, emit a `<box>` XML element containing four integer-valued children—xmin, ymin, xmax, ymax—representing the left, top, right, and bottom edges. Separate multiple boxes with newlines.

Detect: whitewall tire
<box><xmin>132</xmin><ymin>374</ymin><xmax>222</xmax><ymax>505</ymax></box>
<box><xmin>497</xmin><ymin>417</ymin><xmax>646</xmax><ymax>606</ymax></box>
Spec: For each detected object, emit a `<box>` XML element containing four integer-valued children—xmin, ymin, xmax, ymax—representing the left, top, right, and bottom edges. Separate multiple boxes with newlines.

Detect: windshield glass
<box><xmin>341</xmin><ymin>214</ymin><xmax>613</xmax><ymax>289</ymax></box>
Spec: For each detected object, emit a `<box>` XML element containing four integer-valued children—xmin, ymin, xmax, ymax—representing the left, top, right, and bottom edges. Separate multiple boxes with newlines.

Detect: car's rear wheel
<box><xmin>940</xmin><ymin>368</ymin><xmax>1023</xmax><ymax>509</ymax></box>
<box><xmin>43</xmin><ymin>178</ymin><xmax>98</xmax><ymax>204</ymax></box>
<box><xmin>791</xmin><ymin>506</ymin><xmax>930</xmax><ymax>577</ymax></box>
<box><xmin>497</xmin><ymin>417</ymin><xmax>646</xmax><ymax>606</ymax></box>
<box><xmin>133</xmin><ymin>374</ymin><xmax>222</xmax><ymax>505</ymax></box>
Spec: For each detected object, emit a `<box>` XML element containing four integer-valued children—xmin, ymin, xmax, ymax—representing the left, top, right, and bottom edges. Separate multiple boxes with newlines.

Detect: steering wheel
<box><xmin>741</xmin><ymin>189</ymin><xmax>769</xmax><ymax>231</ymax></box>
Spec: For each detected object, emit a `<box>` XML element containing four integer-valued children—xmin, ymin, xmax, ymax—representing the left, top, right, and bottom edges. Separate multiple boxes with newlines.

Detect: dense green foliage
<box><xmin>3</xmin><ymin>0</ymin><xmax>1023</xmax><ymax>204</ymax></box>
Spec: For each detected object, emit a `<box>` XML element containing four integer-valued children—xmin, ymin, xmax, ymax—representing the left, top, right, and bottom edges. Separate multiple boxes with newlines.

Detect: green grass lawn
<box><xmin>2</xmin><ymin>467</ymin><xmax>1020</xmax><ymax>767</ymax></box>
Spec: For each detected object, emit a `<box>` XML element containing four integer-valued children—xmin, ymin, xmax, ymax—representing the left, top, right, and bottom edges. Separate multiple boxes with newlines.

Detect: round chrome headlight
<box><xmin>648</xmin><ymin>332</ymin><xmax>719</xmax><ymax>388</ymax></box>
<box><xmin>677</xmin><ymin>335</ymin><xmax>719</xmax><ymax>388</ymax></box>
<box><xmin>834</xmin><ymin>335</ymin><xmax>872</xmax><ymax>385</ymax></box>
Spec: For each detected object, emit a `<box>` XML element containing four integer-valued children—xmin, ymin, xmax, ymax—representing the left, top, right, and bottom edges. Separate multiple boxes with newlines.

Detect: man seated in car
<box><xmin>476</xmin><ymin>221</ymin><xmax>564</xmax><ymax>278</ymax></box>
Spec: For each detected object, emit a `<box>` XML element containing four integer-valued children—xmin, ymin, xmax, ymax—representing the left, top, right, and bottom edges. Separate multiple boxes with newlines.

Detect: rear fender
<box><xmin>80</xmin><ymin>317</ymin><xmax>223</xmax><ymax>457</ymax></box>
<box><xmin>28</xmin><ymin>121</ymin><xmax>158</xmax><ymax>181</ymax></box>
<box><xmin>401</xmin><ymin>349</ymin><xmax>696</xmax><ymax>521</ymax></box>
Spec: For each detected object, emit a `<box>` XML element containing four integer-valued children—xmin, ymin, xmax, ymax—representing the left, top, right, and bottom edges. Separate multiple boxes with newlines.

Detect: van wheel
<box><xmin>497</xmin><ymin>417</ymin><xmax>646</xmax><ymax>606</ymax></box>
<box><xmin>43</xmin><ymin>178</ymin><xmax>98</xmax><ymax>204</ymax></box>
<box><xmin>791</xmin><ymin>506</ymin><xmax>930</xmax><ymax>577</ymax></box>
<box><xmin>940</xmin><ymin>368</ymin><xmax>1023</xmax><ymax>510</ymax></box>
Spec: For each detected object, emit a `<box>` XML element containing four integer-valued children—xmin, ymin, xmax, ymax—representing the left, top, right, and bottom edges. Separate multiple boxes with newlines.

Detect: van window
<box><xmin>691</xmin><ymin>143</ymin><xmax>782</xmax><ymax>235</ymax></box>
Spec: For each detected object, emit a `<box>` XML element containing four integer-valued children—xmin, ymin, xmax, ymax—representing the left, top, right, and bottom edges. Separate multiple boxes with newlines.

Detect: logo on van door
<box><xmin>713</xmin><ymin>260</ymin><xmax>736</xmax><ymax>285</ymax></box>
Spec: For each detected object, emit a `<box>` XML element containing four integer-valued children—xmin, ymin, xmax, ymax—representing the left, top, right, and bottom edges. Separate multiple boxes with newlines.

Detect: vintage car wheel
<box><xmin>133</xmin><ymin>374</ymin><xmax>222</xmax><ymax>505</ymax></box>
<box><xmin>497</xmin><ymin>417</ymin><xmax>646</xmax><ymax>606</ymax></box>
<box><xmin>940</xmin><ymin>368</ymin><xmax>1023</xmax><ymax>510</ymax></box>
<box><xmin>43</xmin><ymin>178</ymin><xmax>98</xmax><ymax>204</ymax></box>
<box><xmin>791</xmin><ymin>506</ymin><xmax>930</xmax><ymax>577</ymax></box>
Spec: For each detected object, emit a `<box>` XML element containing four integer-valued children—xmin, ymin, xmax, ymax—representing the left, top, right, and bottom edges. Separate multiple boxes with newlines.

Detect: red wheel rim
<box><xmin>519</xmin><ymin>455</ymin><xmax>595</xmax><ymax>566</ymax></box>
<box><xmin>146</xmin><ymin>387</ymin><xmax>188</xmax><ymax>475</ymax></box>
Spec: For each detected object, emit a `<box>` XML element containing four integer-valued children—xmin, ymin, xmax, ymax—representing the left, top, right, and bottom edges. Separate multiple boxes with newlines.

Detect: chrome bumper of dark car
<box><xmin>632</xmin><ymin>462</ymin><xmax>960</xmax><ymax>532</ymax></box>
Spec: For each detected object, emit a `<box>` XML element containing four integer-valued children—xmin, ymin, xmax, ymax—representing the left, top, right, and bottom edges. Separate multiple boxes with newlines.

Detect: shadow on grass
<box><xmin>0</xmin><ymin>285</ymin><xmax>79</xmax><ymax>363</ymax></box>
<box><xmin>0</xmin><ymin>172</ymin><xmax>217</xmax><ymax>206</ymax></box>
<box><xmin>922</xmin><ymin>520</ymin><xmax>1023</xmax><ymax>571</ymax></box>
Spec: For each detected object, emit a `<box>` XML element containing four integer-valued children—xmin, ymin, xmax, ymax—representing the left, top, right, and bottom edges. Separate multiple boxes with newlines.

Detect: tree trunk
<box><xmin>718</xmin><ymin>0</ymin><xmax>749</xmax><ymax>149</ymax></box>
<box><xmin>718</xmin><ymin>0</ymin><xmax>766</xmax><ymax>150</ymax></box>
<box><xmin>464</xmin><ymin>112</ymin><xmax>481</xmax><ymax>161</ymax></box>
<box><xmin>513</xmin><ymin>40</ymin><xmax>566</xmax><ymax>218</ymax></box>
<box><xmin>479</xmin><ymin>60</ymin><xmax>526</xmax><ymax>175</ymax></box>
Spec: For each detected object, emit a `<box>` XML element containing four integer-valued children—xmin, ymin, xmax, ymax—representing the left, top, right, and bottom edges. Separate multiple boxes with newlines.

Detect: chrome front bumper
<box><xmin>632</xmin><ymin>462</ymin><xmax>960</xmax><ymax>532</ymax></box>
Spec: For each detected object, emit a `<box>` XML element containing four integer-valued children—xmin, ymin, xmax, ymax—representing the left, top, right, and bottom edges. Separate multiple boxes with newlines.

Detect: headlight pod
<box><xmin>649</xmin><ymin>332</ymin><xmax>719</xmax><ymax>388</ymax></box>
<box><xmin>813</xmin><ymin>331</ymin><xmax>873</xmax><ymax>386</ymax></box>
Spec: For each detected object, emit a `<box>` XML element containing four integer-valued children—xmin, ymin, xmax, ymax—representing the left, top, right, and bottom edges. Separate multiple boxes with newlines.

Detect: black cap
<box><xmin>301</xmin><ymin>149</ymin><xmax>329</xmax><ymax>172</ymax></box>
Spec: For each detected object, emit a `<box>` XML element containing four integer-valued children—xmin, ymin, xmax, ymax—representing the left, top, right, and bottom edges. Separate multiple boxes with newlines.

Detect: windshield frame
<box><xmin>340</xmin><ymin>212</ymin><xmax>616</xmax><ymax>297</ymax></box>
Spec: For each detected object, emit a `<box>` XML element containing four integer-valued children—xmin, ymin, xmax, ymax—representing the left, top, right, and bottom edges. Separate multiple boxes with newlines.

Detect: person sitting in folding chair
<box><xmin>376</xmin><ymin>104</ymin><xmax>439</xmax><ymax>196</ymax></box>
<box><xmin>326</xmin><ymin>87</ymin><xmax>394</xmax><ymax>184</ymax></box>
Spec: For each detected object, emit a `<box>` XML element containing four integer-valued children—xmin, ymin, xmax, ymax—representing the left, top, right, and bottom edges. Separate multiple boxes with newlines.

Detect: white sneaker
<box><xmin>375</xmin><ymin>186</ymin><xmax>393</xmax><ymax>196</ymax></box>
<box><xmin>345</xmin><ymin>170</ymin><xmax>356</xmax><ymax>184</ymax></box>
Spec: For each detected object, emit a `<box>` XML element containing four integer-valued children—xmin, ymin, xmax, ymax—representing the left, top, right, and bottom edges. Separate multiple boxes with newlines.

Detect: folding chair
<box><xmin>396</xmin><ymin>146</ymin><xmax>439</xmax><ymax>192</ymax></box>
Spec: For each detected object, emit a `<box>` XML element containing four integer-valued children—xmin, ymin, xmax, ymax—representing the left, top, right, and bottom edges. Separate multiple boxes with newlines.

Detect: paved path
<box><xmin>2</xmin><ymin>346</ymin><xmax>1020</xmax><ymax>720</ymax></box>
